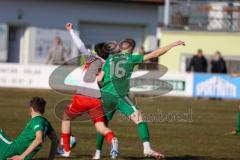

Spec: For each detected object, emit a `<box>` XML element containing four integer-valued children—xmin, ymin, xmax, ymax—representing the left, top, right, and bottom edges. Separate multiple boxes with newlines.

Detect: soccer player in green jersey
<box><xmin>0</xmin><ymin>97</ymin><xmax>58</xmax><ymax>160</ymax></box>
<box><xmin>230</xmin><ymin>73</ymin><xmax>240</xmax><ymax>135</ymax></box>
<box><xmin>93</xmin><ymin>38</ymin><xmax>185</xmax><ymax>159</ymax></box>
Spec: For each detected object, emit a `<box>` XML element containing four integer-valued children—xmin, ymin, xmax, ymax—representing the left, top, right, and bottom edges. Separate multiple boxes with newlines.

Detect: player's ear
<box><xmin>29</xmin><ymin>106</ymin><xmax>33</xmax><ymax>114</ymax></box>
<box><xmin>131</xmin><ymin>48</ymin><xmax>134</xmax><ymax>53</ymax></box>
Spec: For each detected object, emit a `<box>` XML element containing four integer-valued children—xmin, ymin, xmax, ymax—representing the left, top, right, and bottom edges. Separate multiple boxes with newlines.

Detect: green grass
<box><xmin>0</xmin><ymin>88</ymin><xmax>240</xmax><ymax>160</ymax></box>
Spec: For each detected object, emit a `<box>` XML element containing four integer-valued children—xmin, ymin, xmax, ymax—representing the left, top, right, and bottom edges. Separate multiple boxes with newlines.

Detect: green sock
<box><xmin>236</xmin><ymin>112</ymin><xmax>240</xmax><ymax>133</ymax></box>
<box><xmin>137</xmin><ymin>122</ymin><xmax>150</xmax><ymax>142</ymax></box>
<box><xmin>96</xmin><ymin>133</ymin><xmax>105</xmax><ymax>150</ymax></box>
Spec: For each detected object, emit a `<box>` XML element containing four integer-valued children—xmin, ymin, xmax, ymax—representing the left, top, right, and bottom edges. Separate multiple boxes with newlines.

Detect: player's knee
<box><xmin>130</xmin><ymin>111</ymin><xmax>143</xmax><ymax>125</ymax></box>
<box><xmin>135</xmin><ymin>119</ymin><xmax>144</xmax><ymax>125</ymax></box>
<box><xmin>95</xmin><ymin>122</ymin><xmax>110</xmax><ymax>135</ymax></box>
<box><xmin>62</xmin><ymin>120</ymin><xmax>70</xmax><ymax>125</ymax></box>
<box><xmin>61</xmin><ymin>120</ymin><xmax>71</xmax><ymax>133</ymax></box>
<box><xmin>62</xmin><ymin>112</ymin><xmax>72</xmax><ymax>121</ymax></box>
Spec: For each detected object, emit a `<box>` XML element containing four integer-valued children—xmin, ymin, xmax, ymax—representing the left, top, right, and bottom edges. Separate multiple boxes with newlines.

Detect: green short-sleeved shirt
<box><xmin>13</xmin><ymin>115</ymin><xmax>54</xmax><ymax>159</ymax></box>
<box><xmin>102</xmin><ymin>53</ymin><xmax>144</xmax><ymax>97</ymax></box>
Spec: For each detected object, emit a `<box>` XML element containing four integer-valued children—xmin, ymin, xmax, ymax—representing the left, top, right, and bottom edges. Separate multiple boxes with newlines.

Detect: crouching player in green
<box><xmin>93</xmin><ymin>39</ymin><xmax>185</xmax><ymax>159</ymax></box>
<box><xmin>0</xmin><ymin>97</ymin><xmax>58</xmax><ymax>160</ymax></box>
<box><xmin>231</xmin><ymin>73</ymin><xmax>240</xmax><ymax>135</ymax></box>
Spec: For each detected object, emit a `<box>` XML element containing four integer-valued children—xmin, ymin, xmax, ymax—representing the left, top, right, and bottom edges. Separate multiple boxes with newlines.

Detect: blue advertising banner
<box><xmin>193</xmin><ymin>73</ymin><xmax>240</xmax><ymax>99</ymax></box>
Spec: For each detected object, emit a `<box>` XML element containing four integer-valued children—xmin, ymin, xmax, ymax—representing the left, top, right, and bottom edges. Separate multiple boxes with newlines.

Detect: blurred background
<box><xmin>0</xmin><ymin>0</ymin><xmax>240</xmax><ymax>99</ymax></box>
<box><xmin>1</xmin><ymin>1</ymin><xmax>240</xmax><ymax>159</ymax></box>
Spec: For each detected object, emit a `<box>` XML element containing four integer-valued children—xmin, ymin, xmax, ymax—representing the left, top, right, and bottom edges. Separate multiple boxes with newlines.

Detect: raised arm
<box><xmin>65</xmin><ymin>22</ymin><xmax>91</xmax><ymax>55</ymax></box>
<box><xmin>144</xmin><ymin>40</ymin><xmax>185</xmax><ymax>62</ymax></box>
<box><xmin>9</xmin><ymin>131</ymin><xmax>43</xmax><ymax>160</ymax></box>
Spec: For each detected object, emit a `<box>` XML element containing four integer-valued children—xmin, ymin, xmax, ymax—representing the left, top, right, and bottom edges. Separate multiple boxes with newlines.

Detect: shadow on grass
<box><xmin>34</xmin><ymin>155</ymin><xmax>237</xmax><ymax>160</ymax></box>
<box><xmin>34</xmin><ymin>154</ymin><xmax>91</xmax><ymax>160</ymax></box>
<box><xmin>35</xmin><ymin>155</ymin><xmax>238</xmax><ymax>160</ymax></box>
<box><xmin>166</xmin><ymin>155</ymin><xmax>236</xmax><ymax>160</ymax></box>
<box><xmin>122</xmin><ymin>155</ymin><xmax>237</xmax><ymax>160</ymax></box>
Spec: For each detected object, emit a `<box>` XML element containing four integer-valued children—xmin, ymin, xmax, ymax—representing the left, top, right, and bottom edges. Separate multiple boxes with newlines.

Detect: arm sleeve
<box><xmin>63</xmin><ymin>46</ymin><xmax>69</xmax><ymax>61</ymax></box>
<box><xmin>204</xmin><ymin>58</ymin><xmax>208</xmax><ymax>72</ymax></box>
<box><xmin>187</xmin><ymin>57</ymin><xmax>194</xmax><ymax>71</ymax></box>
<box><xmin>32</xmin><ymin>121</ymin><xmax>45</xmax><ymax>133</ymax></box>
<box><xmin>222</xmin><ymin>59</ymin><xmax>227</xmax><ymax>73</ymax></box>
<box><xmin>46</xmin><ymin>49</ymin><xmax>53</xmax><ymax>64</ymax></box>
<box><xmin>69</xmin><ymin>29</ymin><xmax>91</xmax><ymax>55</ymax></box>
<box><xmin>132</xmin><ymin>54</ymin><xmax>144</xmax><ymax>64</ymax></box>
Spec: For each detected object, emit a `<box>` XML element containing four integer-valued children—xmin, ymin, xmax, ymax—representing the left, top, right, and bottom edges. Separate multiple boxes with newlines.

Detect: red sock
<box><xmin>62</xmin><ymin>133</ymin><xmax>71</xmax><ymax>152</ymax></box>
<box><xmin>105</xmin><ymin>131</ymin><xmax>115</xmax><ymax>145</ymax></box>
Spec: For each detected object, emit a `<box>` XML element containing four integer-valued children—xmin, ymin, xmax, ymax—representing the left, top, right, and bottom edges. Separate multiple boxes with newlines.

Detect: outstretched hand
<box><xmin>8</xmin><ymin>155</ymin><xmax>24</xmax><ymax>160</ymax></box>
<box><xmin>65</xmin><ymin>22</ymin><xmax>73</xmax><ymax>31</ymax></box>
<box><xmin>173</xmin><ymin>40</ymin><xmax>185</xmax><ymax>47</ymax></box>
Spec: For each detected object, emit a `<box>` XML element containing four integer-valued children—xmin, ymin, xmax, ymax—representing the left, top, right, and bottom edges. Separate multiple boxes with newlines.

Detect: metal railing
<box><xmin>166</xmin><ymin>0</ymin><xmax>240</xmax><ymax>32</ymax></box>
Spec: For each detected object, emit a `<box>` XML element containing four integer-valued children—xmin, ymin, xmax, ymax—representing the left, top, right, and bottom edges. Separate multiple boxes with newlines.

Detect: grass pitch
<box><xmin>0</xmin><ymin>88</ymin><xmax>240</xmax><ymax>160</ymax></box>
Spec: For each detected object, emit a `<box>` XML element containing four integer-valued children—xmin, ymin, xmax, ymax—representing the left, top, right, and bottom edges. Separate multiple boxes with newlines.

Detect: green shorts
<box><xmin>0</xmin><ymin>130</ymin><xmax>18</xmax><ymax>160</ymax></box>
<box><xmin>101</xmin><ymin>92</ymin><xmax>139</xmax><ymax>121</ymax></box>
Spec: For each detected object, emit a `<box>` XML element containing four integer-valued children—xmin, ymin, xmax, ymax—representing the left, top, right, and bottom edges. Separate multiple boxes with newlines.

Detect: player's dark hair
<box><xmin>30</xmin><ymin>97</ymin><xmax>46</xmax><ymax>114</ymax></box>
<box><xmin>103</xmin><ymin>41</ymin><xmax>120</xmax><ymax>55</ymax></box>
<box><xmin>119</xmin><ymin>38</ymin><xmax>136</xmax><ymax>53</ymax></box>
<box><xmin>125</xmin><ymin>38</ymin><xmax>136</xmax><ymax>49</ymax></box>
<box><xmin>94</xmin><ymin>42</ymin><xmax>109</xmax><ymax>60</ymax></box>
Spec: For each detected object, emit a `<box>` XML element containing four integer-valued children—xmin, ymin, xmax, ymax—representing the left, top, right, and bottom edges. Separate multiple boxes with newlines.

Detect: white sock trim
<box><xmin>96</xmin><ymin>149</ymin><xmax>101</xmax><ymax>154</ymax></box>
<box><xmin>143</xmin><ymin>141</ymin><xmax>151</xmax><ymax>151</ymax></box>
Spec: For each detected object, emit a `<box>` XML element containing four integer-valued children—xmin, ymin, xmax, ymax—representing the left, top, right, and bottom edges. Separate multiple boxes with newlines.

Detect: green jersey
<box><xmin>102</xmin><ymin>53</ymin><xmax>144</xmax><ymax>97</ymax></box>
<box><xmin>13</xmin><ymin>115</ymin><xmax>54</xmax><ymax>159</ymax></box>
